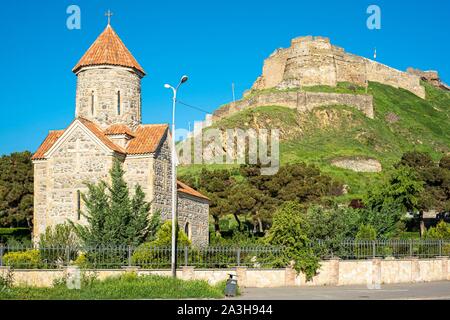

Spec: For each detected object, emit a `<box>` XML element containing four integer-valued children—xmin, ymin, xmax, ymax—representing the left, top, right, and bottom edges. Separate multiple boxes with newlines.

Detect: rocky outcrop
<box><xmin>407</xmin><ymin>68</ymin><xmax>450</xmax><ymax>91</ymax></box>
<box><xmin>331</xmin><ymin>157</ymin><xmax>382</xmax><ymax>172</ymax></box>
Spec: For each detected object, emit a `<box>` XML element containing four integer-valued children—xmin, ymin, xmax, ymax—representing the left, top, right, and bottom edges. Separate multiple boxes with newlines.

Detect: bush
<box><xmin>425</xmin><ymin>221</ymin><xmax>450</xmax><ymax>240</ymax></box>
<box><xmin>355</xmin><ymin>224</ymin><xmax>377</xmax><ymax>240</ymax></box>
<box><xmin>131</xmin><ymin>221</ymin><xmax>191</xmax><ymax>268</ymax></box>
<box><xmin>39</xmin><ymin>224</ymin><xmax>79</xmax><ymax>267</ymax></box>
<box><xmin>150</xmin><ymin>221</ymin><xmax>191</xmax><ymax>246</ymax></box>
<box><xmin>3</xmin><ymin>250</ymin><xmax>41</xmax><ymax>268</ymax></box>
<box><xmin>0</xmin><ymin>228</ymin><xmax>31</xmax><ymax>244</ymax></box>
<box><xmin>73</xmin><ymin>253</ymin><xmax>90</xmax><ymax>269</ymax></box>
<box><xmin>265</xmin><ymin>201</ymin><xmax>319</xmax><ymax>280</ymax></box>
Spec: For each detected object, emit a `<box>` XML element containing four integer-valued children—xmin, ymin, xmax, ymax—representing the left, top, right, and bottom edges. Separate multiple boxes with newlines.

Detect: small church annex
<box><xmin>31</xmin><ymin>22</ymin><xmax>210</xmax><ymax>246</ymax></box>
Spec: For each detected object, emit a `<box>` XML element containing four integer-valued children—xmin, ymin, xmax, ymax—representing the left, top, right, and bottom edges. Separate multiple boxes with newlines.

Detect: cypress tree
<box><xmin>72</xmin><ymin>159</ymin><xmax>154</xmax><ymax>247</ymax></box>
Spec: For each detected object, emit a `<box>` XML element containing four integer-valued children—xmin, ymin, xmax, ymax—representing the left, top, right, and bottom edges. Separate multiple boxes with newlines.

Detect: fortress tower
<box><xmin>72</xmin><ymin>24</ymin><xmax>145</xmax><ymax>130</ymax></box>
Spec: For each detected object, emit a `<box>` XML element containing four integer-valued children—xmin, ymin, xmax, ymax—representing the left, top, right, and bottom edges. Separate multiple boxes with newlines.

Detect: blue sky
<box><xmin>0</xmin><ymin>0</ymin><xmax>448</xmax><ymax>155</ymax></box>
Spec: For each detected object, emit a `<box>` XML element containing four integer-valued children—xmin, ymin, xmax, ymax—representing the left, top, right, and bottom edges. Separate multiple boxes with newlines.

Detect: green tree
<box><xmin>359</xmin><ymin>203</ymin><xmax>405</xmax><ymax>238</ymax></box>
<box><xmin>305</xmin><ymin>204</ymin><xmax>360</xmax><ymax>241</ymax></box>
<box><xmin>0</xmin><ymin>151</ymin><xmax>33</xmax><ymax>228</ymax></box>
<box><xmin>181</xmin><ymin>169</ymin><xmax>235</xmax><ymax>235</ymax></box>
<box><xmin>396</xmin><ymin>151</ymin><xmax>450</xmax><ymax>234</ymax></box>
<box><xmin>71</xmin><ymin>159</ymin><xmax>154</xmax><ymax>247</ymax></box>
<box><xmin>265</xmin><ymin>201</ymin><xmax>319</xmax><ymax>280</ymax></box>
<box><xmin>355</xmin><ymin>224</ymin><xmax>377</xmax><ymax>240</ymax></box>
<box><xmin>365</xmin><ymin>165</ymin><xmax>424</xmax><ymax>214</ymax></box>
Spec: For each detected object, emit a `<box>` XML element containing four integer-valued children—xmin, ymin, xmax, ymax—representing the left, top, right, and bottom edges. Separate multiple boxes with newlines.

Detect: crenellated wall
<box><xmin>252</xmin><ymin>36</ymin><xmax>425</xmax><ymax>99</ymax></box>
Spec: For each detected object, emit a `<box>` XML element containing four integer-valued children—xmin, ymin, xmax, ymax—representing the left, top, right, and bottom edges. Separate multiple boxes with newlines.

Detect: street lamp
<box><xmin>164</xmin><ymin>75</ymin><xmax>188</xmax><ymax>278</ymax></box>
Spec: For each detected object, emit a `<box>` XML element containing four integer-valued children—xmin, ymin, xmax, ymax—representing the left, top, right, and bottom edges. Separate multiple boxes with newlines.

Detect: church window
<box><xmin>76</xmin><ymin>190</ymin><xmax>81</xmax><ymax>220</ymax></box>
<box><xmin>117</xmin><ymin>91</ymin><xmax>121</xmax><ymax>115</ymax></box>
<box><xmin>91</xmin><ymin>91</ymin><xmax>95</xmax><ymax>115</ymax></box>
<box><xmin>184</xmin><ymin>222</ymin><xmax>191</xmax><ymax>240</ymax></box>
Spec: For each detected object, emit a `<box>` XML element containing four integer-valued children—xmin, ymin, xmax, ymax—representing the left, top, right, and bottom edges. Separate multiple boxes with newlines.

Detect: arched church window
<box><xmin>117</xmin><ymin>91</ymin><xmax>121</xmax><ymax>115</ymax></box>
<box><xmin>91</xmin><ymin>91</ymin><xmax>95</xmax><ymax>115</ymax></box>
<box><xmin>184</xmin><ymin>222</ymin><xmax>191</xmax><ymax>240</ymax></box>
<box><xmin>76</xmin><ymin>190</ymin><xmax>81</xmax><ymax>220</ymax></box>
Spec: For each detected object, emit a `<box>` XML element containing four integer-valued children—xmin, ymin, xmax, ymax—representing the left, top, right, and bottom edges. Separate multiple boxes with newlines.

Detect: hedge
<box><xmin>0</xmin><ymin>228</ymin><xmax>31</xmax><ymax>243</ymax></box>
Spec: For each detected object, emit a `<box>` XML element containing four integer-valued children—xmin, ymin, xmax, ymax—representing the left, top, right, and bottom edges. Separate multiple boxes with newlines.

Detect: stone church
<box><xmin>31</xmin><ymin>23</ymin><xmax>210</xmax><ymax>246</ymax></box>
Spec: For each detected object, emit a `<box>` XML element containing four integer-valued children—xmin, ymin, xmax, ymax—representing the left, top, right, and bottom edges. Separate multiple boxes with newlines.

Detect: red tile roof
<box><xmin>77</xmin><ymin>118</ymin><xmax>126</xmax><ymax>154</ymax></box>
<box><xmin>31</xmin><ymin>130</ymin><xmax>65</xmax><ymax>160</ymax></box>
<box><xmin>126</xmin><ymin>124</ymin><xmax>168</xmax><ymax>154</ymax></box>
<box><xmin>72</xmin><ymin>24</ymin><xmax>145</xmax><ymax>75</ymax></box>
<box><xmin>104</xmin><ymin>124</ymin><xmax>135</xmax><ymax>137</ymax></box>
<box><xmin>32</xmin><ymin>119</ymin><xmax>168</xmax><ymax>160</ymax></box>
<box><xmin>177</xmin><ymin>180</ymin><xmax>210</xmax><ymax>201</ymax></box>
<box><xmin>32</xmin><ymin>120</ymin><xmax>206</xmax><ymax>200</ymax></box>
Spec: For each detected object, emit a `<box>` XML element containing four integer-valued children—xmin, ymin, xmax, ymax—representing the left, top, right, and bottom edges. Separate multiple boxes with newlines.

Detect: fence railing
<box><xmin>0</xmin><ymin>240</ymin><xmax>449</xmax><ymax>269</ymax></box>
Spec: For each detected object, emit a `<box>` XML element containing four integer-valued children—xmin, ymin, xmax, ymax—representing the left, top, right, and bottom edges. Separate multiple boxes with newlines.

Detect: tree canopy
<box><xmin>70</xmin><ymin>159</ymin><xmax>157</xmax><ymax>247</ymax></box>
<box><xmin>0</xmin><ymin>151</ymin><xmax>33</xmax><ymax>228</ymax></box>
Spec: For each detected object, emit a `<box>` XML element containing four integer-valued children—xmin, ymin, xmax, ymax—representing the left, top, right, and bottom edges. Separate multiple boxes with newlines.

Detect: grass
<box><xmin>240</xmin><ymin>81</ymin><xmax>367</xmax><ymax>101</ymax></box>
<box><xmin>179</xmin><ymin>81</ymin><xmax>450</xmax><ymax>199</ymax></box>
<box><xmin>0</xmin><ymin>272</ymin><xmax>227</xmax><ymax>300</ymax></box>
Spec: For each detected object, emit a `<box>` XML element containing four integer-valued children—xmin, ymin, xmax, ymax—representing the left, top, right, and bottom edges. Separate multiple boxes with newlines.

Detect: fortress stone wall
<box><xmin>209</xmin><ymin>36</ymin><xmax>436</xmax><ymax>124</ymax></box>
<box><xmin>252</xmin><ymin>36</ymin><xmax>425</xmax><ymax>99</ymax></box>
<box><xmin>213</xmin><ymin>91</ymin><xmax>374</xmax><ymax>121</ymax></box>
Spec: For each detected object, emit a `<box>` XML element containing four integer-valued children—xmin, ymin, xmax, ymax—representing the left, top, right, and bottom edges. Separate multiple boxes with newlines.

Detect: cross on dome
<box><xmin>105</xmin><ymin>10</ymin><xmax>113</xmax><ymax>25</ymax></box>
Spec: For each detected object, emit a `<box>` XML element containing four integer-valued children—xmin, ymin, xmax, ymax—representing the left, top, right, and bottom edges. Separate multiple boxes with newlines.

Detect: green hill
<box><xmin>178</xmin><ymin>82</ymin><xmax>450</xmax><ymax>199</ymax></box>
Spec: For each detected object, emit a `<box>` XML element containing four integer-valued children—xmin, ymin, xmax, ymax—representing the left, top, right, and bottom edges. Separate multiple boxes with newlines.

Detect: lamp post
<box><xmin>164</xmin><ymin>75</ymin><xmax>188</xmax><ymax>278</ymax></box>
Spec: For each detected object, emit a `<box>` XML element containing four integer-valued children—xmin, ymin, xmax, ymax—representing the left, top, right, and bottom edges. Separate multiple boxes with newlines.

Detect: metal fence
<box><xmin>310</xmin><ymin>239</ymin><xmax>450</xmax><ymax>260</ymax></box>
<box><xmin>0</xmin><ymin>240</ymin><xmax>449</xmax><ymax>269</ymax></box>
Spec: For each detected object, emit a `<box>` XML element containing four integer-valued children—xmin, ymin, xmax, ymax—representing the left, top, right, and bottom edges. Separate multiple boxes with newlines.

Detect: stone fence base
<box><xmin>1</xmin><ymin>257</ymin><xmax>448</xmax><ymax>288</ymax></box>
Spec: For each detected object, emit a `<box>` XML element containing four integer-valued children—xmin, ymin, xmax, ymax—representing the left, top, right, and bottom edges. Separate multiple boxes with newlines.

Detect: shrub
<box><xmin>265</xmin><ymin>201</ymin><xmax>319</xmax><ymax>280</ymax></box>
<box><xmin>39</xmin><ymin>224</ymin><xmax>79</xmax><ymax>267</ymax></box>
<box><xmin>3</xmin><ymin>250</ymin><xmax>41</xmax><ymax>268</ymax></box>
<box><xmin>355</xmin><ymin>224</ymin><xmax>377</xmax><ymax>240</ymax></box>
<box><xmin>73</xmin><ymin>253</ymin><xmax>90</xmax><ymax>269</ymax></box>
<box><xmin>132</xmin><ymin>221</ymin><xmax>191</xmax><ymax>268</ymax></box>
<box><xmin>425</xmin><ymin>221</ymin><xmax>450</xmax><ymax>240</ymax></box>
<box><xmin>0</xmin><ymin>228</ymin><xmax>31</xmax><ymax>244</ymax></box>
<box><xmin>150</xmin><ymin>221</ymin><xmax>191</xmax><ymax>246</ymax></box>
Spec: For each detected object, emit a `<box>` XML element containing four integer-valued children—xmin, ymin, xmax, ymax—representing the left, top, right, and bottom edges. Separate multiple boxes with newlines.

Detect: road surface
<box><xmin>234</xmin><ymin>281</ymin><xmax>450</xmax><ymax>300</ymax></box>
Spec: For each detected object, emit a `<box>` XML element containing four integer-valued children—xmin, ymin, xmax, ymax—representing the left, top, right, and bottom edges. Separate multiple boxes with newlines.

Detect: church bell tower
<box><xmin>72</xmin><ymin>20</ymin><xmax>146</xmax><ymax>129</ymax></box>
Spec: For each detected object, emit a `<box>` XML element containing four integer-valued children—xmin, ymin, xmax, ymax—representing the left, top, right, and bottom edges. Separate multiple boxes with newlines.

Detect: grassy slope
<box><xmin>179</xmin><ymin>82</ymin><xmax>450</xmax><ymax>198</ymax></box>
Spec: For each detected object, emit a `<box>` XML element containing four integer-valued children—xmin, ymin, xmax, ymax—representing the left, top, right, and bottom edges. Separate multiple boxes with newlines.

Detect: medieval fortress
<box><xmin>212</xmin><ymin>36</ymin><xmax>448</xmax><ymax>122</ymax></box>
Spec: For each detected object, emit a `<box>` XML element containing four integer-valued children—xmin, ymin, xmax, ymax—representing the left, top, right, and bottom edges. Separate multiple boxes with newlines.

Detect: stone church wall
<box><xmin>33</xmin><ymin>162</ymin><xmax>48</xmax><ymax>239</ymax></box>
<box><xmin>152</xmin><ymin>135</ymin><xmax>172</xmax><ymax>220</ymax></box>
<box><xmin>177</xmin><ymin>194</ymin><xmax>209</xmax><ymax>247</ymax></box>
<box><xmin>75</xmin><ymin>66</ymin><xmax>142</xmax><ymax>129</ymax></box>
<box><xmin>124</xmin><ymin>156</ymin><xmax>153</xmax><ymax>202</ymax></box>
<box><xmin>33</xmin><ymin>126</ymin><xmax>116</xmax><ymax>241</ymax></box>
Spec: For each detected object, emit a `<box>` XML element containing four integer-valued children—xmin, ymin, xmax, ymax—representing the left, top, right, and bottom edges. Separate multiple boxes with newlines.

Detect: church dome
<box><xmin>72</xmin><ymin>24</ymin><xmax>145</xmax><ymax>75</ymax></box>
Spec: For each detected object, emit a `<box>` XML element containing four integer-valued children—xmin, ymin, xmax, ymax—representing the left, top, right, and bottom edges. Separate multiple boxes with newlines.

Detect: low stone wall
<box><xmin>1</xmin><ymin>257</ymin><xmax>448</xmax><ymax>288</ymax></box>
<box><xmin>213</xmin><ymin>91</ymin><xmax>374</xmax><ymax>122</ymax></box>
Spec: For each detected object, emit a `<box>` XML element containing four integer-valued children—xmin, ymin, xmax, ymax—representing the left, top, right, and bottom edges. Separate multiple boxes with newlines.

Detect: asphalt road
<box><xmin>234</xmin><ymin>281</ymin><xmax>450</xmax><ymax>300</ymax></box>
